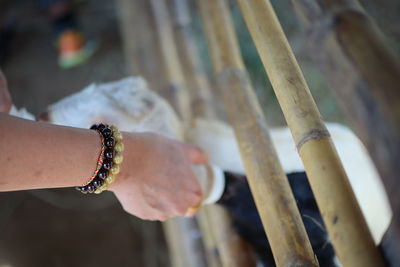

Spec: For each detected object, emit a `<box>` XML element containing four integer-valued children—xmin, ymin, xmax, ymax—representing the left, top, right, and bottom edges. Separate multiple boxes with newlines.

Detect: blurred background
<box><xmin>0</xmin><ymin>0</ymin><xmax>399</xmax><ymax>266</ymax></box>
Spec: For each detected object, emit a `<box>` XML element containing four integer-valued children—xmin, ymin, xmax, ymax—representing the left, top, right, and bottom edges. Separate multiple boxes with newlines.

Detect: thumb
<box><xmin>182</xmin><ymin>144</ymin><xmax>209</xmax><ymax>164</ymax></box>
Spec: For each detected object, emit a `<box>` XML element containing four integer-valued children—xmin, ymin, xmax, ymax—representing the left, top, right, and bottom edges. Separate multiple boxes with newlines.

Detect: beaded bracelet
<box><xmin>81</xmin><ymin>131</ymin><xmax>105</xmax><ymax>187</ymax></box>
<box><xmin>76</xmin><ymin>123</ymin><xmax>124</xmax><ymax>194</ymax></box>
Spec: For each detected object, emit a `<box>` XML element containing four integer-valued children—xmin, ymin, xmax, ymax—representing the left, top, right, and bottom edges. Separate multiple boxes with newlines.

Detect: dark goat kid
<box><xmin>218</xmin><ymin>172</ymin><xmax>337</xmax><ymax>267</ymax></box>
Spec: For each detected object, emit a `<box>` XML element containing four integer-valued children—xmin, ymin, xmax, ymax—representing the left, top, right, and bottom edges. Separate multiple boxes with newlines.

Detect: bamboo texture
<box><xmin>150</xmin><ymin>0</ymin><xmax>192</xmax><ymax>123</ymax></box>
<box><xmin>149</xmin><ymin>0</ymin><xmax>208</xmax><ymax>266</ymax></box>
<box><xmin>236</xmin><ymin>0</ymin><xmax>386</xmax><ymax>266</ymax></box>
<box><xmin>198</xmin><ymin>1</ymin><xmax>319</xmax><ymax>266</ymax></box>
<box><xmin>116</xmin><ymin>0</ymin><xmax>166</xmax><ymax>95</ymax></box>
<box><xmin>170</xmin><ymin>1</ymin><xmax>222</xmax><ymax>266</ymax></box>
<box><xmin>202</xmin><ymin>205</ymin><xmax>256</xmax><ymax>267</ymax></box>
<box><xmin>197</xmin><ymin>211</ymin><xmax>222</xmax><ymax>267</ymax></box>
<box><xmin>171</xmin><ymin>0</ymin><xmax>216</xmax><ymax>120</ymax></box>
<box><xmin>292</xmin><ymin>0</ymin><xmax>400</xmax><ymax>263</ymax></box>
<box><xmin>171</xmin><ymin>0</ymin><xmax>257</xmax><ymax>266</ymax></box>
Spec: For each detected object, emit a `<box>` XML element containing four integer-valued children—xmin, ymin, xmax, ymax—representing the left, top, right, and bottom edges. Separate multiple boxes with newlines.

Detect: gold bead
<box><xmin>115</xmin><ymin>142</ymin><xmax>124</xmax><ymax>152</ymax></box>
<box><xmin>114</xmin><ymin>132</ymin><xmax>123</xmax><ymax>141</ymax></box>
<box><xmin>106</xmin><ymin>174</ymin><xmax>115</xmax><ymax>184</ymax></box>
<box><xmin>113</xmin><ymin>153</ymin><xmax>123</xmax><ymax>164</ymax></box>
<box><xmin>110</xmin><ymin>164</ymin><xmax>120</xmax><ymax>175</ymax></box>
<box><xmin>94</xmin><ymin>188</ymin><xmax>102</xmax><ymax>194</ymax></box>
<box><xmin>110</xmin><ymin>125</ymin><xmax>118</xmax><ymax>132</ymax></box>
<box><xmin>94</xmin><ymin>184</ymin><xmax>107</xmax><ymax>194</ymax></box>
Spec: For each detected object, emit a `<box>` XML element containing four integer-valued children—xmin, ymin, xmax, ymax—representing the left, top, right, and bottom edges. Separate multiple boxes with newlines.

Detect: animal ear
<box><xmin>0</xmin><ymin>69</ymin><xmax>12</xmax><ymax>113</ymax></box>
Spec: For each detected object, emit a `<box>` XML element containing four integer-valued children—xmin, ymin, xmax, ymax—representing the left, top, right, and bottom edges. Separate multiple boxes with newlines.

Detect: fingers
<box><xmin>182</xmin><ymin>144</ymin><xmax>209</xmax><ymax>164</ymax></box>
<box><xmin>182</xmin><ymin>189</ymin><xmax>202</xmax><ymax>218</ymax></box>
<box><xmin>184</xmin><ymin>204</ymin><xmax>201</xmax><ymax>218</ymax></box>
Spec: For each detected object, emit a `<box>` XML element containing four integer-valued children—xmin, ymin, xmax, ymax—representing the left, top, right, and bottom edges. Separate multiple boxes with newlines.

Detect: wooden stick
<box><xmin>203</xmin><ymin>205</ymin><xmax>256</xmax><ymax>267</ymax></box>
<box><xmin>197</xmin><ymin>1</ymin><xmax>319</xmax><ymax>266</ymax></box>
<box><xmin>292</xmin><ymin>0</ymin><xmax>400</xmax><ymax>263</ymax></box>
<box><xmin>163</xmin><ymin>217</ymin><xmax>207</xmax><ymax>267</ymax></box>
<box><xmin>171</xmin><ymin>1</ymin><xmax>257</xmax><ymax>266</ymax></box>
<box><xmin>169</xmin><ymin>1</ymin><xmax>222</xmax><ymax>266</ymax></box>
<box><xmin>171</xmin><ymin>0</ymin><xmax>216</xmax><ymax>120</ymax></box>
<box><xmin>116</xmin><ymin>0</ymin><xmax>167</xmax><ymax>95</ymax></box>
<box><xmin>148</xmin><ymin>1</ymin><xmax>209</xmax><ymax>266</ymax></box>
<box><xmin>197</xmin><ymin>210</ymin><xmax>223</xmax><ymax>267</ymax></box>
<box><xmin>150</xmin><ymin>0</ymin><xmax>191</xmax><ymax>123</ymax></box>
<box><xmin>236</xmin><ymin>0</ymin><xmax>386</xmax><ymax>266</ymax></box>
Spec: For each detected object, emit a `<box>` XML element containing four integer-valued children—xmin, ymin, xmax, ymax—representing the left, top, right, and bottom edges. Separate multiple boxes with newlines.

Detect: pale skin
<box><xmin>0</xmin><ymin>70</ymin><xmax>207</xmax><ymax>221</ymax></box>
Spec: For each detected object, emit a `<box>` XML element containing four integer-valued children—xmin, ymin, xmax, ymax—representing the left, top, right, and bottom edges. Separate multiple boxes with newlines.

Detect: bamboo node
<box><xmin>296</xmin><ymin>129</ymin><xmax>330</xmax><ymax>151</ymax></box>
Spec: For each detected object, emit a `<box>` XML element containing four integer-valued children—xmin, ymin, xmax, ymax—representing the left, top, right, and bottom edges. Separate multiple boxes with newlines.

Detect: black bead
<box><xmin>76</xmin><ymin>186</ymin><xmax>86</xmax><ymax>193</ymax></box>
<box><xmin>103</xmin><ymin>159</ymin><xmax>113</xmax><ymax>170</ymax></box>
<box><xmin>87</xmin><ymin>184</ymin><xmax>95</xmax><ymax>193</ymax></box>
<box><xmin>97</xmin><ymin>123</ymin><xmax>106</xmax><ymax>131</ymax></box>
<box><xmin>81</xmin><ymin>185</ymin><xmax>90</xmax><ymax>193</ymax></box>
<box><xmin>102</xmin><ymin>127</ymin><xmax>113</xmax><ymax>138</ymax></box>
<box><xmin>92</xmin><ymin>179</ymin><xmax>104</xmax><ymax>188</ymax></box>
<box><xmin>98</xmin><ymin>169</ymin><xmax>109</xmax><ymax>180</ymax></box>
<box><xmin>105</xmin><ymin>137</ymin><xmax>115</xmax><ymax>148</ymax></box>
<box><xmin>90</xmin><ymin>124</ymin><xmax>98</xmax><ymax>130</ymax></box>
<box><xmin>105</xmin><ymin>149</ymin><xmax>114</xmax><ymax>159</ymax></box>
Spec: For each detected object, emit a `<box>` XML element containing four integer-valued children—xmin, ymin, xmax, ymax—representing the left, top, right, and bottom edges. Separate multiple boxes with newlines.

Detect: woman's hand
<box><xmin>109</xmin><ymin>132</ymin><xmax>208</xmax><ymax>221</ymax></box>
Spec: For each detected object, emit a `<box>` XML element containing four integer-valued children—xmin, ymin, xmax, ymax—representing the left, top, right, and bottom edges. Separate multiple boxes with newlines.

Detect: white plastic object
<box><xmin>191</xmin><ymin>164</ymin><xmax>225</xmax><ymax>205</ymax></box>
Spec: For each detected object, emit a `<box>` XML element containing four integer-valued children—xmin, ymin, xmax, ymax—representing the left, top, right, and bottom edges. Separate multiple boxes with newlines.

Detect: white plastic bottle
<box><xmin>191</xmin><ymin>164</ymin><xmax>225</xmax><ymax>205</ymax></box>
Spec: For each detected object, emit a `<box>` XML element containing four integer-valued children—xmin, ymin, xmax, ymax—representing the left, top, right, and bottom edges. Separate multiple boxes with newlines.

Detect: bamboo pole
<box><xmin>171</xmin><ymin>1</ymin><xmax>256</xmax><ymax>266</ymax></box>
<box><xmin>150</xmin><ymin>0</ymin><xmax>191</xmax><ymax>123</ymax></box>
<box><xmin>171</xmin><ymin>0</ymin><xmax>216</xmax><ymax>120</ymax></box>
<box><xmin>291</xmin><ymin>0</ymin><xmax>400</xmax><ymax>263</ymax></box>
<box><xmin>116</xmin><ymin>1</ymin><xmax>169</xmax><ymax>266</ymax></box>
<box><xmin>148</xmin><ymin>1</ymin><xmax>209</xmax><ymax>266</ymax></box>
<box><xmin>162</xmin><ymin>217</ymin><xmax>206</xmax><ymax>267</ymax></box>
<box><xmin>198</xmin><ymin>1</ymin><xmax>319</xmax><ymax>266</ymax></box>
<box><xmin>236</xmin><ymin>0</ymin><xmax>386</xmax><ymax>266</ymax></box>
<box><xmin>197</xmin><ymin>212</ymin><xmax>222</xmax><ymax>267</ymax></box>
<box><xmin>169</xmin><ymin>1</ymin><xmax>222</xmax><ymax>266</ymax></box>
<box><xmin>116</xmin><ymin>0</ymin><xmax>167</xmax><ymax>95</ymax></box>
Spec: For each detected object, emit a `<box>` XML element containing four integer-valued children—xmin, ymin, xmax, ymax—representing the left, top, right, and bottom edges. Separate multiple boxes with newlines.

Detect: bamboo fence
<box><xmin>150</xmin><ymin>0</ymin><xmax>257</xmax><ymax>266</ymax></box>
<box><xmin>170</xmin><ymin>0</ymin><xmax>256</xmax><ymax>266</ymax></box>
<box><xmin>197</xmin><ymin>0</ymin><xmax>320</xmax><ymax>266</ymax></box>
<box><xmin>148</xmin><ymin>1</ymin><xmax>208</xmax><ymax>265</ymax></box>
<box><xmin>291</xmin><ymin>0</ymin><xmax>400</xmax><ymax>263</ymax></box>
<box><xmin>235</xmin><ymin>0</ymin><xmax>386</xmax><ymax>266</ymax></box>
<box><xmin>117</xmin><ymin>0</ymin><xmax>166</xmax><ymax>95</ymax></box>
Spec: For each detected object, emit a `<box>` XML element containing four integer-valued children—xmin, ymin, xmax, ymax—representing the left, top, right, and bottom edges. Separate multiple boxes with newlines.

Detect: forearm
<box><xmin>0</xmin><ymin>113</ymin><xmax>206</xmax><ymax>220</ymax></box>
<box><xmin>0</xmin><ymin>113</ymin><xmax>101</xmax><ymax>191</ymax></box>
